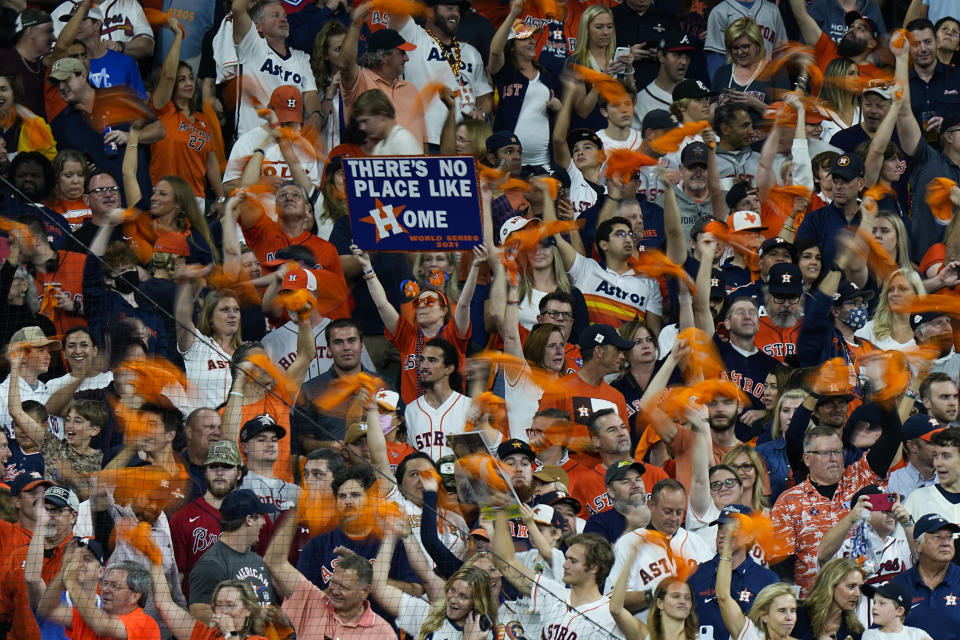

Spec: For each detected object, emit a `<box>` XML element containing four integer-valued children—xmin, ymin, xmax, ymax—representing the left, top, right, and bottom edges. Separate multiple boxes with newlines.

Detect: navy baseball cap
<box><xmin>829</xmin><ymin>153</ymin><xmax>865</xmax><ymax>181</ymax></box>
<box><xmin>604</xmin><ymin>460</ymin><xmax>646</xmax><ymax>485</ymax></box>
<box><xmin>861</xmin><ymin>582</ymin><xmax>911</xmax><ymax>608</ymax></box>
<box><xmin>534</xmin><ymin>490</ymin><xmax>583</xmax><ymax>513</ymax></box>
<box><xmin>497</xmin><ymin>438</ymin><xmax>536</xmax><ymax>462</ymax></box>
<box><xmin>913</xmin><ymin>513</ymin><xmax>960</xmax><ymax>540</ymax></box>
<box><xmin>759</xmin><ymin>237</ymin><xmax>795</xmax><ymax>259</ymax></box>
<box><xmin>74</xmin><ymin>537</ymin><xmax>106</xmax><ymax>565</ymax></box>
<box><xmin>566</xmin><ymin>128</ymin><xmax>603</xmax><ymax>153</ymax></box>
<box><xmin>486</xmin><ymin>131</ymin><xmax>522</xmax><ymax>154</ymax></box>
<box><xmin>366</xmin><ymin>29</ymin><xmax>416</xmax><ymax>53</ymax></box>
<box><xmin>9</xmin><ymin>471</ymin><xmax>53</xmax><ymax>497</ymax></box>
<box><xmin>710</xmin><ymin>503</ymin><xmax>753</xmax><ymax>526</ymax></box>
<box><xmin>239</xmin><ymin>414</ymin><xmax>286</xmax><ymax>442</ymax></box>
<box><xmin>658</xmin><ymin>31</ymin><xmax>697</xmax><ymax>53</ymax></box>
<box><xmin>901</xmin><ymin>414</ymin><xmax>943</xmax><ymax>442</ymax></box>
<box><xmin>844</xmin><ymin>11</ymin><xmax>879</xmax><ymax>39</ymax></box>
<box><xmin>219</xmin><ymin>489</ymin><xmax>277</xmax><ymax>521</ymax></box>
<box><xmin>767</xmin><ymin>263</ymin><xmax>803</xmax><ymax>297</ymax></box>
<box><xmin>641</xmin><ymin>109</ymin><xmax>677</xmax><ymax>134</ymax></box>
<box><xmin>680</xmin><ymin>141</ymin><xmax>709</xmax><ymax>167</ymax></box>
<box><xmin>709</xmin><ymin>272</ymin><xmax>726</xmax><ymax>299</ymax></box>
<box><xmin>672</xmin><ymin>78</ymin><xmax>718</xmax><ymax>101</ymax></box>
<box><xmin>725</xmin><ymin>180</ymin><xmax>757</xmax><ymax>210</ymax></box>
<box><xmin>578</xmin><ymin>324</ymin><xmax>634</xmax><ymax>351</ymax></box>
<box><xmin>909</xmin><ymin>311</ymin><xmax>948</xmax><ymax>331</ymax></box>
<box><xmin>833</xmin><ymin>278</ymin><xmax>875</xmax><ymax>304</ymax></box>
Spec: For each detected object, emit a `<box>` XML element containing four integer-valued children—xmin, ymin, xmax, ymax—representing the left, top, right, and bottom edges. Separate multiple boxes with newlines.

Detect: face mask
<box><xmin>379</xmin><ymin>414</ymin><xmax>394</xmax><ymax>434</ymax></box>
<box><xmin>843</xmin><ymin>305</ymin><xmax>868</xmax><ymax>330</ymax></box>
<box><xmin>113</xmin><ymin>270</ymin><xmax>140</xmax><ymax>295</ymax></box>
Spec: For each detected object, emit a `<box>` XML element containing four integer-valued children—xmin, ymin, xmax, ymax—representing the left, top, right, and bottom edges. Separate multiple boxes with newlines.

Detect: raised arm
<box><xmin>263</xmin><ymin>507</ymin><xmax>303</xmax><ymax>598</ymax></box>
<box><xmin>174</xmin><ymin>275</ymin><xmax>201</xmax><ymax>354</ymax></box>
<box><xmin>340</xmin><ymin>4</ymin><xmax>368</xmax><ymax>91</ymax></box>
<box><xmin>362</xmin><ymin>393</ymin><xmax>393</xmax><ymax>493</ymax></box>
<box><xmin>499</xmin><ymin>281</ymin><xmax>524</xmax><ymax>360</ymax></box>
<box><xmin>552</xmin><ymin>76</ymin><xmax>577</xmax><ymax>168</ymax></box>
<box><xmin>232</xmin><ymin>0</ymin><xmax>253</xmax><ymax>45</ymax></box>
<box><xmin>518</xmin><ymin>504</ymin><xmax>556</xmax><ymax>565</ymax></box>
<box><xmin>817</xmin><ymin>495</ymin><xmax>871</xmax><ymax>564</ymax></box>
<box><xmin>539</xmin><ymin>179</ymin><xmax>579</xmax><ymax>270</ymax></box>
<box><xmin>221</xmin><ymin>367</ymin><xmax>250</xmax><ymax>445</ymax></box>
<box><xmin>50</xmin><ymin>0</ymin><xmax>90</xmax><ymax>65</ymax></box>
<box><xmin>864</xmin><ymin>91</ymin><xmax>902</xmax><ymax>186</ymax></box>
<box><xmin>756</xmin><ymin>118</ymin><xmax>783</xmax><ymax>203</ymax></box>
<box><xmin>609</xmin><ymin>538</ymin><xmax>649</xmax><ymax>640</ymax></box>
<box><xmin>491</xmin><ymin>508</ymin><xmax>536</xmax><ymax>593</ymax></box>
<box><xmin>399</xmin><ymin>529</ymin><xmax>446</xmax><ymax>600</ymax></box>
<box><xmin>715</xmin><ymin>525</ymin><xmax>748</xmax><ymax>638</ymax></box>
<box><xmin>285</xmin><ymin>314</ymin><xmax>318</xmax><ymax>387</ymax></box>
<box><xmin>122</xmin><ymin>127</ymin><xmax>142</xmax><ymax>207</ymax></box>
<box><xmin>152</xmin><ymin>18</ymin><xmax>184</xmax><ymax>110</ymax></box>
<box><xmin>439</xmin><ymin>88</ymin><xmax>458</xmax><ymax>155</ymax></box>
<box><xmin>489</xmin><ymin>0</ymin><xmax>523</xmax><ymax>76</ymax></box>
<box><xmin>368</xmin><ymin>528</ymin><xmax>407</xmax><ymax>619</ymax></box>
<box><xmin>220</xmin><ymin>197</ymin><xmax>242</xmax><ymax>280</ymax></box>
<box><xmin>23</xmin><ymin>503</ymin><xmax>50</xmax><ymax>610</ymax></box>
<box><xmin>36</xmin><ymin>544</ymin><xmax>75</xmax><ymax>629</ymax></box>
<box><xmin>351</xmin><ymin>245</ymin><xmax>400</xmax><ymax>334</ymax></box>
<box><xmin>693</xmin><ymin>235</ymin><xmax>717</xmax><ymax>335</ymax></box>
<box><xmin>8</xmin><ymin>349</ymin><xmax>48</xmax><ymax>447</ymax></box>
<box><xmin>454</xmin><ymin>245</ymin><xmax>488</xmax><ymax>338</ymax></box>
<box><xmin>787</xmin><ymin>0</ymin><xmax>823</xmax><ymax>46</ymax></box>
<box><xmin>892</xmin><ymin>38</ymin><xmax>922</xmax><ymax>157</ymax></box>
<box><xmin>704</xmin><ymin>128</ymin><xmax>725</xmax><ymax>221</ymax></box>
<box><xmin>66</xmin><ymin>557</ymin><xmax>129</xmax><ymax>639</ymax></box>
<box><xmin>687</xmin><ymin>405</ymin><xmax>712</xmax><ymax>519</ymax></box>
<box><xmin>149</xmin><ymin>561</ymin><xmax>195</xmax><ymax>640</ymax></box>
<box><xmin>661</xmin><ymin>174</ymin><xmax>686</xmax><ymax>266</ymax></box>
<box><xmin>240</xmin><ymin>123</ymin><xmax>279</xmax><ymax>187</ymax></box>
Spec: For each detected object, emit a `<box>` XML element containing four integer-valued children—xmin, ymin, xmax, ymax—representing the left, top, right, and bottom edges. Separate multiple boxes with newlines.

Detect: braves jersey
<box><xmin>169</xmin><ymin>497</ymin><xmax>222</xmax><ymax>597</ymax></box>
<box><xmin>568</xmin><ymin>253</ymin><xmax>662</xmax><ymax>327</ymax></box>
<box><xmin>52</xmin><ymin>0</ymin><xmax>152</xmax><ymax>43</ymax></box>
<box><xmin>398</xmin><ymin>20</ymin><xmax>492</xmax><ymax>146</ymax></box>
<box><xmin>604</xmin><ymin>526</ymin><xmax>713</xmax><ymax>594</ymax></box>
<box><xmin>529</xmin><ymin>575</ymin><xmax>624</xmax><ymax>640</ymax></box>
<box><xmin>403</xmin><ymin>391</ymin><xmax>471</xmax><ymax>460</ymax></box>
<box><xmin>833</xmin><ymin>525</ymin><xmax>912</xmax><ymax>585</ymax></box>
<box><xmin>390</xmin><ymin>490</ymin><xmax>468</xmax><ymax>563</ymax></box>
<box><xmin>235</xmin><ymin>27</ymin><xmax>317</xmax><ymax>135</ymax></box>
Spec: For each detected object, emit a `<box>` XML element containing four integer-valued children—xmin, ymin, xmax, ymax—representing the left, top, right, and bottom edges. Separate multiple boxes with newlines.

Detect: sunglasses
<box><xmin>413</xmin><ymin>296</ymin><xmax>445</xmax><ymax>308</ymax></box>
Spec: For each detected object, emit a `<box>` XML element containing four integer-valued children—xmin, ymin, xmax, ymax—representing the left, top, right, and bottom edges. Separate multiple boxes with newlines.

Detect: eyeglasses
<box><xmin>542</xmin><ymin>310</ymin><xmax>572</xmax><ymax>321</ymax></box>
<box><xmin>807</xmin><ymin>449</ymin><xmax>843</xmax><ymax>458</ymax></box>
<box><xmin>277</xmin><ymin>190</ymin><xmax>305</xmax><ymax>201</ymax></box>
<box><xmin>413</xmin><ymin>296</ymin><xmax>444</xmax><ymax>308</ymax></box>
<box><xmin>101</xmin><ymin>580</ymin><xmax>130</xmax><ymax>592</ymax></box>
<box><xmin>88</xmin><ymin>185</ymin><xmax>119</xmax><ymax>195</ymax></box>
<box><xmin>710</xmin><ymin>478</ymin><xmax>739</xmax><ymax>491</ymax></box>
<box><xmin>613</xmin><ymin>229</ymin><xmax>635</xmax><ymax>239</ymax></box>
<box><xmin>730</xmin><ymin>463</ymin><xmax>755</xmax><ymax>473</ymax></box>
<box><xmin>772</xmin><ymin>295</ymin><xmax>801</xmax><ymax>304</ymax></box>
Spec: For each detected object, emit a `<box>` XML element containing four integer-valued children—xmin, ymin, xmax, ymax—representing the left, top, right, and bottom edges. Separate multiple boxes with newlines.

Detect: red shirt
<box><xmin>538</xmin><ymin>372</ymin><xmax>630</xmax><ymax>427</ymax></box>
<box><xmin>387</xmin><ymin>317</ymin><xmax>471</xmax><ymax>405</ymax></box>
<box><xmin>33</xmin><ymin>250</ymin><xmax>88</xmax><ymax>336</ymax></box>
<box><xmin>169</xmin><ymin>496</ymin><xmax>222</xmax><ymax>598</ymax></box>
<box><xmin>567</xmin><ymin>461</ymin><xmax>669</xmax><ymax>518</ymax></box>
<box><xmin>241</xmin><ymin>214</ymin><xmax>349</xmax><ymax>319</ymax></box>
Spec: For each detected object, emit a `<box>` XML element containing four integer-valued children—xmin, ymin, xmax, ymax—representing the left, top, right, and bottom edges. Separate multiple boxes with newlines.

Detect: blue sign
<box><xmin>343</xmin><ymin>156</ymin><xmax>483</xmax><ymax>251</ymax></box>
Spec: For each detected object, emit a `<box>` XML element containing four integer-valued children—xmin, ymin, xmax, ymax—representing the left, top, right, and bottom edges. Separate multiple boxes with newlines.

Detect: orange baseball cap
<box><xmin>269</xmin><ymin>85</ymin><xmax>303</xmax><ymax>124</ymax></box>
<box><xmin>153</xmin><ymin>231</ymin><xmax>190</xmax><ymax>257</ymax></box>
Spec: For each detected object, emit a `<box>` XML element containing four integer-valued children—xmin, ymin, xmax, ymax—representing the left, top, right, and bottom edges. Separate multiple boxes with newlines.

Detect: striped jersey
<box><xmin>568</xmin><ymin>253</ymin><xmax>662</xmax><ymax>327</ymax></box>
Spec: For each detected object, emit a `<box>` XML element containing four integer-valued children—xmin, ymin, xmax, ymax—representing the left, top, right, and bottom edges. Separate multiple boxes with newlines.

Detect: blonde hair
<box><xmin>820</xmin><ymin>58</ymin><xmax>859</xmax><ymax>113</ymax></box>
<box><xmin>770</xmin><ymin>388</ymin><xmax>808</xmax><ymax>440</ymax></box>
<box><xmin>724</xmin><ymin>17</ymin><xmax>766</xmax><ymax>63</ymax></box>
<box><xmin>418</xmin><ymin>567</ymin><xmax>497</xmax><ymax>640</ymax></box>
<box><xmin>457</xmin><ymin>120</ymin><xmax>493</xmax><ymax>159</ymax></box>
<box><xmin>210</xmin><ymin>580</ymin><xmax>266</xmax><ymax>638</ymax></box>
<box><xmin>52</xmin><ymin>149</ymin><xmax>88</xmax><ymax>200</ymax></box>
<box><xmin>157</xmin><ymin>175</ymin><xmax>220</xmax><ymax>263</ymax></box>
<box><xmin>871</xmin><ymin>267</ymin><xmax>923</xmax><ymax>341</ymax></box>
<box><xmin>802</xmin><ymin>558</ymin><xmax>864</xmax><ymax>638</ymax></box>
<box><xmin>747</xmin><ymin>583</ymin><xmax>797</xmax><ymax>637</ymax></box>
<box><xmin>571</xmin><ymin>6</ymin><xmax>615</xmax><ymax>70</ymax></box>
<box><xmin>876</xmin><ymin>210</ymin><xmax>912</xmax><ymax>270</ymax></box>
<box><xmin>722</xmin><ymin>444</ymin><xmax>769</xmax><ymax>510</ymax></box>
<box><xmin>517</xmin><ymin>245</ymin><xmax>571</xmax><ymax>304</ymax></box>
<box><xmin>412</xmin><ymin>252</ymin><xmax>461</xmax><ymax>300</ymax></box>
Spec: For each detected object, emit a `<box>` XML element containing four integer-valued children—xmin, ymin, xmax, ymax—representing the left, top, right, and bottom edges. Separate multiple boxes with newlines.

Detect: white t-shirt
<box><xmin>0</xmin><ymin>376</ymin><xmax>49</xmax><ymax>439</ymax></box>
<box><xmin>180</xmin><ymin>336</ymin><xmax>232</xmax><ymax>412</ymax></box>
<box><xmin>397</xmin><ymin>20</ymin><xmax>492</xmax><ymax>146</ymax></box>
<box><xmin>633</xmin><ymin>83</ymin><xmax>673</xmax><ymax>130</ymax></box>
<box><xmin>596</xmin><ymin>128</ymin><xmax>642</xmax><ymax>153</ymax></box>
<box><xmin>516</xmin><ymin>75</ymin><xmax>552</xmax><ymax>167</ymax></box>
<box><xmin>261</xmin><ymin>319</ymin><xmax>376</xmax><ymax>382</ymax></box>
<box><xmin>505</xmin><ymin>363</ymin><xmax>545</xmax><ymax>441</ymax></box>
<box><xmin>235</xmin><ymin>27</ymin><xmax>317</xmax><ymax>136</ymax></box>
<box><xmin>530</xmin><ymin>575</ymin><xmax>624</xmax><ymax>640</ymax></box>
<box><xmin>516</xmin><ymin>547</ymin><xmax>566</xmax><ymax>583</ymax></box>
<box><xmin>855</xmin><ymin>320</ymin><xmax>916</xmax><ymax>351</ymax></box>
<box><xmin>862</xmin><ymin>627</ymin><xmax>933</xmax><ymax>640</ymax></box>
<box><xmin>373</xmin><ymin>124</ymin><xmax>423</xmax><ymax>156</ymax></box>
<box><xmin>517</xmin><ymin>289</ymin><xmax>546</xmax><ymax>329</ymax></box>
<box><xmin>904</xmin><ymin>484</ymin><xmax>960</xmax><ymax>526</ymax></box>
<box><xmin>567</xmin><ymin>159</ymin><xmax>600</xmax><ymax>217</ymax></box>
<box><xmin>604</xmin><ymin>526</ymin><xmax>713</xmax><ymax>595</ymax></box>
<box><xmin>404</xmin><ymin>390</ymin><xmax>472</xmax><ymax>460</ymax></box>
<box><xmin>52</xmin><ymin>0</ymin><xmax>153</xmax><ymax>43</ymax></box>
<box><xmin>224</xmin><ymin>126</ymin><xmax>323</xmax><ymax>188</ymax></box>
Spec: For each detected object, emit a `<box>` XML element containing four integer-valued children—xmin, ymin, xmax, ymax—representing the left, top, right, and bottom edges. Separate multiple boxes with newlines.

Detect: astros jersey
<box><xmin>604</xmin><ymin>526</ymin><xmax>713</xmax><ymax>594</ymax></box>
<box><xmin>403</xmin><ymin>391</ymin><xmax>472</xmax><ymax>460</ymax></box>
<box><xmin>568</xmin><ymin>253</ymin><xmax>662</xmax><ymax>326</ymax></box>
<box><xmin>755</xmin><ymin>316</ymin><xmax>802</xmax><ymax>363</ymax></box>
<box><xmin>530</xmin><ymin>575</ymin><xmax>624</xmax><ymax>640</ymax></box>
<box><xmin>235</xmin><ymin>28</ymin><xmax>317</xmax><ymax>135</ymax></box>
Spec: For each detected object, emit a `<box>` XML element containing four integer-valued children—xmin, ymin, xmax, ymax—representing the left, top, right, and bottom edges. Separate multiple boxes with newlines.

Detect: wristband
<box><xmin>253</xmin><ymin>148</ymin><xmax>265</xmax><ymax>155</ymax></box>
<box><xmin>507</xmin><ymin>300</ymin><xmax>519</xmax><ymax>305</ymax></box>
<box><xmin>118</xmin><ymin>40</ymin><xmax>126</xmax><ymax>53</ymax></box>
<box><xmin>719</xmin><ymin>556</ymin><xmax>733</xmax><ymax>562</ymax></box>
<box><xmin>229</xmin><ymin>391</ymin><xmax>244</xmax><ymax>398</ymax></box>
<box><xmin>829</xmin><ymin>264</ymin><xmax>844</xmax><ymax>274</ymax></box>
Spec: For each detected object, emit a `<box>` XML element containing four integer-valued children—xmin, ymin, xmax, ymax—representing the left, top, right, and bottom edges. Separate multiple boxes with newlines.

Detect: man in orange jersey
<box><xmin>755</xmin><ymin>264</ymin><xmax>804</xmax><ymax>363</ymax></box>
<box><xmin>538</xmin><ymin>325</ymin><xmax>632</xmax><ymax>428</ymax></box>
<box><xmin>790</xmin><ymin>0</ymin><xmax>888</xmax><ymax>82</ymax></box>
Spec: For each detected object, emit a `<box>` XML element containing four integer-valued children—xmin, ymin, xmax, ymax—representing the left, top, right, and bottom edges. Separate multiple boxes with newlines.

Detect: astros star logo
<box><xmin>947</xmin><ymin>594</ymin><xmax>958</xmax><ymax>606</ymax></box>
<box><xmin>578</xmin><ymin>406</ymin><xmax>591</xmax><ymax>417</ymax></box>
<box><xmin>360</xmin><ymin>198</ymin><xmax>407</xmax><ymax>241</ymax></box>
<box><xmin>738</xmin><ymin>589</ymin><xmax>753</xmax><ymax>603</ymax></box>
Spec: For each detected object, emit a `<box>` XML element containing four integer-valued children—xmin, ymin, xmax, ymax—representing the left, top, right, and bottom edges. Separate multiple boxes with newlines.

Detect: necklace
<box><xmin>425</xmin><ymin>28</ymin><xmax>462</xmax><ymax>76</ymax></box>
<box><xmin>17</xmin><ymin>49</ymin><xmax>41</xmax><ymax>74</ymax></box>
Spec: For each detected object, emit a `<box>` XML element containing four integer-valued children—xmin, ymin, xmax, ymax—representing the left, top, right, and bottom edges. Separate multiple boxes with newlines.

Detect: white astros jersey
<box><xmin>529</xmin><ymin>575</ymin><xmax>624</xmax><ymax>640</ymax></box>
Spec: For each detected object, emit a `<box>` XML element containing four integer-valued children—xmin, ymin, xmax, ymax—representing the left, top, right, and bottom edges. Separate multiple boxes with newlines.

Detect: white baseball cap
<box><xmin>499</xmin><ymin>216</ymin><xmax>538</xmax><ymax>244</ymax></box>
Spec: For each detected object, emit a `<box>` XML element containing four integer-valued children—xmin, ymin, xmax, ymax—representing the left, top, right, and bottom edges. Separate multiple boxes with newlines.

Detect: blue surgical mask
<box><xmin>843</xmin><ymin>305</ymin><xmax>868</xmax><ymax>330</ymax></box>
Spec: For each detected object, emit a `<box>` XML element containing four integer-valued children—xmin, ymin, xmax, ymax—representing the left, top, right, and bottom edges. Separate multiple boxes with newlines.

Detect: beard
<box><xmin>208</xmin><ymin>479</ymin><xmax>235</xmax><ymax>499</ymax></box>
<box><xmin>837</xmin><ymin>34</ymin><xmax>867</xmax><ymax>57</ymax></box>
<box><xmin>709</xmin><ymin>415</ymin><xmax>736</xmax><ymax>431</ymax></box>
<box><xmin>769</xmin><ymin>310</ymin><xmax>799</xmax><ymax>328</ymax></box>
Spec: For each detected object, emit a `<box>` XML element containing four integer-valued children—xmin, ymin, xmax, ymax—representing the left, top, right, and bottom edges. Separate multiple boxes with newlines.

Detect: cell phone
<box><xmin>865</xmin><ymin>493</ymin><xmax>897</xmax><ymax>511</ymax></box>
<box><xmin>613</xmin><ymin>46</ymin><xmax>631</xmax><ymax>59</ymax></box>
<box><xmin>478</xmin><ymin>614</ymin><xmax>493</xmax><ymax>631</ymax></box>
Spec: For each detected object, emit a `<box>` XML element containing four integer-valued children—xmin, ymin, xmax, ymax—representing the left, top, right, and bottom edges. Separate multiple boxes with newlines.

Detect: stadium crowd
<box><xmin>1</xmin><ymin>0</ymin><xmax>960</xmax><ymax>639</ymax></box>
